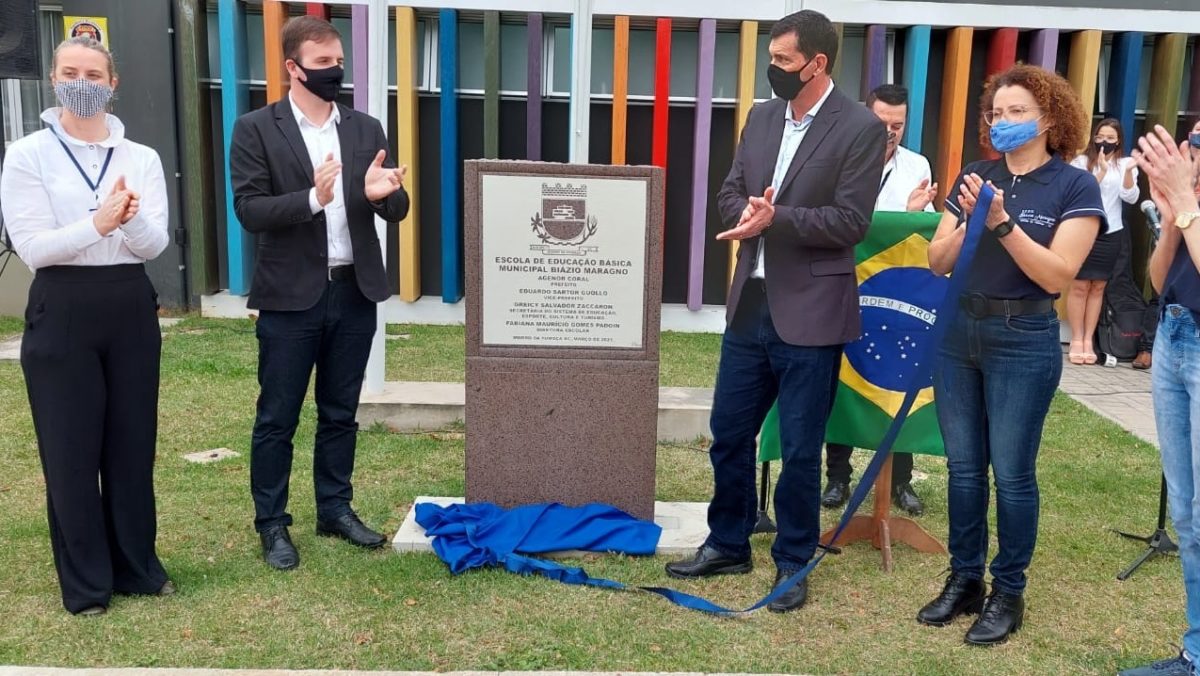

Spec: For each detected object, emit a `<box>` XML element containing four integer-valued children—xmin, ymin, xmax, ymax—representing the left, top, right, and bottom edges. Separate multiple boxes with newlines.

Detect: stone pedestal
<box><xmin>463</xmin><ymin>161</ymin><xmax>665</xmax><ymax>520</ymax></box>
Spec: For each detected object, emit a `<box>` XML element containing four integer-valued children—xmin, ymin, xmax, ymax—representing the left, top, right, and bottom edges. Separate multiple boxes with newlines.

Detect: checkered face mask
<box><xmin>53</xmin><ymin>78</ymin><xmax>113</xmax><ymax>118</ymax></box>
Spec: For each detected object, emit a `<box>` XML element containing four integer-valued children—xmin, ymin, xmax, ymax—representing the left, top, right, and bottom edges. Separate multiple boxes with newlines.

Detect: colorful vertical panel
<box><xmin>983</xmin><ymin>28</ymin><xmax>1018</xmax><ymax>160</ymax></box>
<box><xmin>688</xmin><ymin>19</ymin><xmax>716</xmax><ymax>311</ymax></box>
<box><xmin>483</xmin><ymin>12</ymin><xmax>500</xmax><ymax>159</ymax></box>
<box><xmin>218</xmin><ymin>0</ymin><xmax>252</xmax><ymax>295</ymax></box>
<box><xmin>526</xmin><ymin>13</ymin><xmax>543</xmax><ymax>161</ymax></box>
<box><xmin>1067</xmin><ymin>30</ymin><xmax>1102</xmax><ymax>147</ymax></box>
<box><xmin>263</xmin><ymin>0</ymin><xmax>290</xmax><ymax>104</ymax></box>
<box><xmin>730</xmin><ymin>20</ymin><xmax>758</xmax><ymax>287</ymax></box>
<box><xmin>1028</xmin><ymin>29</ymin><xmax>1059</xmax><ymax>71</ymax></box>
<box><xmin>1146</xmin><ymin>33</ymin><xmax>1188</xmax><ymax>132</ymax></box>
<box><xmin>611</xmin><ymin>15</ymin><xmax>630</xmax><ymax>165</ymax></box>
<box><xmin>396</xmin><ymin>6</ymin><xmax>421</xmax><ymax>302</ymax></box>
<box><xmin>439</xmin><ymin>9</ymin><xmax>462</xmax><ymax>302</ymax></box>
<box><xmin>860</xmin><ymin>25</ymin><xmax>887</xmax><ymax>101</ymax></box>
<box><xmin>652</xmin><ymin>18</ymin><xmax>672</xmax><ymax>171</ymax></box>
<box><xmin>1107</xmin><ymin>32</ymin><xmax>1143</xmax><ymax>154</ymax></box>
<box><xmin>901</xmin><ymin>25</ymin><xmax>930</xmax><ymax>153</ymax></box>
<box><xmin>352</xmin><ymin>6</ymin><xmax>368</xmax><ymax>113</ymax></box>
<box><xmin>936</xmin><ymin>27</ymin><xmax>973</xmax><ymax>209</ymax></box>
<box><xmin>305</xmin><ymin>3</ymin><xmax>329</xmax><ymax>19</ymax></box>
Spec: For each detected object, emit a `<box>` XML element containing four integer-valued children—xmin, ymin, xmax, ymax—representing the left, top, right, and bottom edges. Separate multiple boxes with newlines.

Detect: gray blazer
<box><xmin>717</xmin><ymin>86</ymin><xmax>885</xmax><ymax>346</ymax></box>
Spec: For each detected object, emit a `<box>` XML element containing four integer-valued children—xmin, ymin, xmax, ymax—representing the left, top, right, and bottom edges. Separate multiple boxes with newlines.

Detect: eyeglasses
<box><xmin>983</xmin><ymin>106</ymin><xmax>1041</xmax><ymax>127</ymax></box>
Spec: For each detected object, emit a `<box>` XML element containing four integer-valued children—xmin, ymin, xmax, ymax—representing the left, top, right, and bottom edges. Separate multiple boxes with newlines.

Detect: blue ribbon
<box><xmin>420</xmin><ymin>187</ymin><xmax>995</xmax><ymax>615</ymax></box>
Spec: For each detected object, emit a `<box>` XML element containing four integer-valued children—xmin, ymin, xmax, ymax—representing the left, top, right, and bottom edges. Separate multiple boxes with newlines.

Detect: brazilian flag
<box><xmin>759</xmin><ymin>211</ymin><xmax>947</xmax><ymax>461</ymax></box>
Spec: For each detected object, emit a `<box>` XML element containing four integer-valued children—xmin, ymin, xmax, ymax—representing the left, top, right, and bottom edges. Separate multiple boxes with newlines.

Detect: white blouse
<box><xmin>0</xmin><ymin>108</ymin><xmax>169</xmax><ymax>270</ymax></box>
<box><xmin>1069</xmin><ymin>154</ymin><xmax>1139</xmax><ymax>235</ymax></box>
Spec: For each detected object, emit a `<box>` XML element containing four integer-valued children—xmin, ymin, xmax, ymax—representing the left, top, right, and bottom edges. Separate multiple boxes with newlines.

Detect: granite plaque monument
<box><xmin>464</xmin><ymin>161</ymin><xmax>665</xmax><ymax>520</ymax></box>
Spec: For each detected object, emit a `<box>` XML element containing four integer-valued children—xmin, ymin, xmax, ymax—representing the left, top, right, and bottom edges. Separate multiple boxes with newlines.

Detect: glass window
<box><xmin>551</xmin><ymin>25</ymin><xmax>570</xmax><ymax>95</ymax></box>
<box><xmin>500</xmin><ymin>23</ymin><xmax>529</xmax><ymax>93</ymax></box>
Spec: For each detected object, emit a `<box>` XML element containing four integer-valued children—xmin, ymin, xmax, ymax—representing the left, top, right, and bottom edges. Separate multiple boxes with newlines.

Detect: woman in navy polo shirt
<box><xmin>916</xmin><ymin>64</ymin><xmax>1104</xmax><ymax>646</ymax></box>
<box><xmin>1120</xmin><ymin>121</ymin><xmax>1200</xmax><ymax>676</ymax></box>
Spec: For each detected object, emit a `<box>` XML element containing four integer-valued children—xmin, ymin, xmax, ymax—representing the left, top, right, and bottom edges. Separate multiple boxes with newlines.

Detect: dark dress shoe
<box><xmin>316</xmin><ymin>513</ymin><xmax>387</xmax><ymax>549</ymax></box>
<box><xmin>260</xmin><ymin>525</ymin><xmax>300</xmax><ymax>570</ymax></box>
<box><xmin>664</xmin><ymin>544</ymin><xmax>752</xmax><ymax>579</ymax></box>
<box><xmin>964</xmin><ymin>590</ymin><xmax>1025</xmax><ymax>645</ymax></box>
<box><xmin>767</xmin><ymin>570</ymin><xmax>808</xmax><ymax>613</ymax></box>
<box><xmin>821</xmin><ymin>481</ymin><xmax>850</xmax><ymax>509</ymax></box>
<box><xmin>77</xmin><ymin>605</ymin><xmax>106</xmax><ymax>617</ymax></box>
<box><xmin>916</xmin><ymin>572</ymin><xmax>986</xmax><ymax>626</ymax></box>
<box><xmin>893</xmin><ymin>483</ymin><xmax>924</xmax><ymax>516</ymax></box>
<box><xmin>1132</xmin><ymin>351</ymin><xmax>1152</xmax><ymax>370</ymax></box>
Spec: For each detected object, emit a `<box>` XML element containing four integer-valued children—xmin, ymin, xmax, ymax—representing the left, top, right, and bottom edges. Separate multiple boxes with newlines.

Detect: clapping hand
<box><xmin>363</xmin><ymin>149</ymin><xmax>406</xmax><ymax>202</ymax></box>
<box><xmin>906</xmin><ymin>178</ymin><xmax>938</xmax><ymax>212</ymax></box>
<box><xmin>716</xmin><ymin>186</ymin><xmax>776</xmax><ymax>241</ymax></box>
<box><xmin>93</xmin><ymin>176</ymin><xmax>136</xmax><ymax>236</ymax></box>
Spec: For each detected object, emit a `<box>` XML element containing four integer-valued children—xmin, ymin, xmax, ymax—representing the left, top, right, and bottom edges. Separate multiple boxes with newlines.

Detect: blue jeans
<box><xmin>934</xmin><ymin>309</ymin><xmax>1062</xmax><ymax>595</ymax></box>
<box><xmin>1154</xmin><ymin>305</ymin><xmax>1200</xmax><ymax>658</ymax></box>
<box><xmin>250</xmin><ymin>278</ymin><xmax>377</xmax><ymax>532</ymax></box>
<box><xmin>705</xmin><ymin>282</ymin><xmax>842</xmax><ymax>573</ymax></box>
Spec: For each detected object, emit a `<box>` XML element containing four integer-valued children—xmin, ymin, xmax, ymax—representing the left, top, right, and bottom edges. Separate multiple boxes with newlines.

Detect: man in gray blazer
<box><xmin>665</xmin><ymin>9</ymin><xmax>885</xmax><ymax>613</ymax></box>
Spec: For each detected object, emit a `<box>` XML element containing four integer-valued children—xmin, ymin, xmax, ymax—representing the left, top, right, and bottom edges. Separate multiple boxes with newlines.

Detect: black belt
<box><xmin>959</xmin><ymin>293</ymin><xmax>1054</xmax><ymax>318</ymax></box>
<box><xmin>328</xmin><ymin>264</ymin><xmax>354</xmax><ymax>281</ymax></box>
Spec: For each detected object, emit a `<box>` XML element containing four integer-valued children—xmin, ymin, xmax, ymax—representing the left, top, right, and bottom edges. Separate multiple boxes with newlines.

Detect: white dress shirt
<box><xmin>753</xmin><ymin>80</ymin><xmax>836</xmax><ymax>279</ymax></box>
<box><xmin>876</xmin><ymin>144</ymin><xmax>935</xmax><ymax>213</ymax></box>
<box><xmin>0</xmin><ymin>108</ymin><xmax>169</xmax><ymax>270</ymax></box>
<box><xmin>1069</xmin><ymin>155</ymin><xmax>1138</xmax><ymax>234</ymax></box>
<box><xmin>289</xmin><ymin>94</ymin><xmax>353</xmax><ymax>266</ymax></box>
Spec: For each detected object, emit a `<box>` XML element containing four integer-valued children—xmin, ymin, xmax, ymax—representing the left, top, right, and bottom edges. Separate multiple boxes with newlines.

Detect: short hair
<box><xmin>978</xmin><ymin>63</ymin><xmax>1088</xmax><ymax>158</ymax></box>
<box><xmin>52</xmin><ymin>36</ymin><xmax>116</xmax><ymax>79</ymax></box>
<box><xmin>867</xmin><ymin>84</ymin><xmax>908</xmax><ymax>108</ymax></box>
<box><xmin>769</xmin><ymin>10</ymin><xmax>839</xmax><ymax>73</ymax></box>
<box><xmin>282</xmin><ymin>15</ymin><xmax>342</xmax><ymax>64</ymax></box>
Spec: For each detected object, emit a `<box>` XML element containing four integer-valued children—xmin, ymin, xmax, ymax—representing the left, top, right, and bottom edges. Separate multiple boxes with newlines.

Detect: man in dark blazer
<box><xmin>665</xmin><ymin>9</ymin><xmax>884</xmax><ymax>612</ymax></box>
<box><xmin>229</xmin><ymin>16</ymin><xmax>409</xmax><ymax>571</ymax></box>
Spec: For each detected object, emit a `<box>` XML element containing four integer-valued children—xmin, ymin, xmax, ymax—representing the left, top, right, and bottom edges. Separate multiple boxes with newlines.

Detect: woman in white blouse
<box><xmin>0</xmin><ymin>37</ymin><xmax>173</xmax><ymax>616</ymax></box>
<box><xmin>1068</xmin><ymin>118</ymin><xmax>1139</xmax><ymax>364</ymax></box>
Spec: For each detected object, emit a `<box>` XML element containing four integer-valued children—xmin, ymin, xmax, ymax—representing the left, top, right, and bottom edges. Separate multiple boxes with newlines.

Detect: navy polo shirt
<box><xmin>945</xmin><ymin>156</ymin><xmax>1106</xmax><ymax>300</ymax></box>
<box><xmin>1164</xmin><ymin>238</ymin><xmax>1200</xmax><ymax>315</ymax></box>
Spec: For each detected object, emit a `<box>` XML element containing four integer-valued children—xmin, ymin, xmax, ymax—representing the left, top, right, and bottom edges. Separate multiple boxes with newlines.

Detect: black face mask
<box><xmin>1094</xmin><ymin>141</ymin><xmax>1118</xmax><ymax>155</ymax></box>
<box><xmin>767</xmin><ymin>58</ymin><xmax>814</xmax><ymax>101</ymax></box>
<box><xmin>295</xmin><ymin>63</ymin><xmax>344</xmax><ymax>102</ymax></box>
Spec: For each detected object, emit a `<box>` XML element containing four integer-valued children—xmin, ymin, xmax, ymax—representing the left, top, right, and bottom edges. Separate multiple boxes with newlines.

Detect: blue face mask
<box><xmin>990</xmin><ymin>119</ymin><xmax>1042</xmax><ymax>154</ymax></box>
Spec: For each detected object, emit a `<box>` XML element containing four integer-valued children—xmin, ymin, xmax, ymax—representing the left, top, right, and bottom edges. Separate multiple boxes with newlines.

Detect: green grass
<box><xmin>0</xmin><ymin>315</ymin><xmax>1182</xmax><ymax>674</ymax></box>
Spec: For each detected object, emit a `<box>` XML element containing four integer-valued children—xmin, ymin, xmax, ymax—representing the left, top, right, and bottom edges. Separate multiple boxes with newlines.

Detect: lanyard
<box><xmin>52</xmin><ymin>132</ymin><xmax>114</xmax><ymax>206</ymax></box>
<box><xmin>880</xmin><ymin>168</ymin><xmax>893</xmax><ymax>190</ymax></box>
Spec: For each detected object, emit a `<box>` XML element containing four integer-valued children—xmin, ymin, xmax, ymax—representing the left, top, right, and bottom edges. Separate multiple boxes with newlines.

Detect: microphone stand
<box><xmin>1113</xmin><ymin>209</ymin><xmax>1175</xmax><ymax>580</ymax></box>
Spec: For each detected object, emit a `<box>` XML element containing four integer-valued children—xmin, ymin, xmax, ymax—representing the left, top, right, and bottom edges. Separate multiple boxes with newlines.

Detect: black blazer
<box><xmin>229</xmin><ymin>100</ymin><xmax>409</xmax><ymax>311</ymax></box>
<box><xmin>717</xmin><ymin>86</ymin><xmax>885</xmax><ymax>346</ymax></box>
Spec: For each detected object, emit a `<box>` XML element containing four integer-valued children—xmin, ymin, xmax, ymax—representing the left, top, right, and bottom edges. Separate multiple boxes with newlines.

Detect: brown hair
<box><xmin>977</xmin><ymin>63</ymin><xmax>1088</xmax><ymax>158</ymax></box>
<box><xmin>1082</xmin><ymin>117</ymin><xmax>1125</xmax><ymax>172</ymax></box>
<box><xmin>282</xmin><ymin>15</ymin><xmax>341</xmax><ymax>64</ymax></box>
<box><xmin>51</xmin><ymin>36</ymin><xmax>116</xmax><ymax>80</ymax></box>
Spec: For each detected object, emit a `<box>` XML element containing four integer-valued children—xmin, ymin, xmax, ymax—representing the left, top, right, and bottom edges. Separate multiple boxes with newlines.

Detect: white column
<box><xmin>568</xmin><ymin>0</ymin><xmax>594</xmax><ymax>164</ymax></box>
<box><xmin>364</xmin><ymin>0</ymin><xmax>390</xmax><ymax>395</ymax></box>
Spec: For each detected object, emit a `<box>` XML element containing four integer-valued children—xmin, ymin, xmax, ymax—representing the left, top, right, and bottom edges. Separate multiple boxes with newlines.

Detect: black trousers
<box><xmin>21</xmin><ymin>264</ymin><xmax>167</xmax><ymax>613</ymax></box>
<box><xmin>825</xmin><ymin>443</ymin><xmax>913</xmax><ymax>487</ymax></box>
<box><xmin>250</xmin><ymin>276</ymin><xmax>376</xmax><ymax>532</ymax></box>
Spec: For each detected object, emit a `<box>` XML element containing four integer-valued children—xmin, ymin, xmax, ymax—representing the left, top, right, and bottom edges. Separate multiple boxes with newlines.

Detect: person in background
<box><xmin>919</xmin><ymin>64</ymin><xmax>1102</xmax><ymax>645</ymax></box>
<box><xmin>0</xmin><ymin>37</ymin><xmax>173</xmax><ymax>615</ymax></box>
<box><xmin>664</xmin><ymin>9</ymin><xmax>884</xmax><ymax>614</ymax></box>
<box><xmin>1119</xmin><ymin>120</ymin><xmax>1200</xmax><ymax>676</ymax></box>
<box><xmin>229</xmin><ymin>16</ymin><xmax>409</xmax><ymax>571</ymax></box>
<box><xmin>822</xmin><ymin>83</ymin><xmax>937</xmax><ymax>516</ymax></box>
<box><xmin>1067</xmin><ymin>118</ymin><xmax>1139</xmax><ymax>364</ymax></box>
